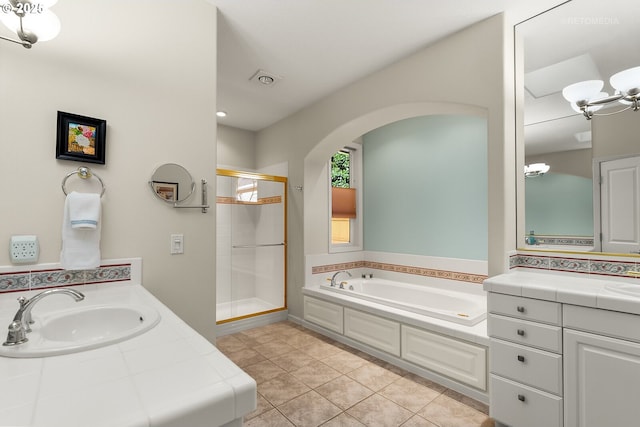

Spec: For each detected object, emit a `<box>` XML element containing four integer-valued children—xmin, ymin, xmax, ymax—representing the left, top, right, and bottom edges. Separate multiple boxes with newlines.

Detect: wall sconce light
<box><xmin>524</xmin><ymin>163</ymin><xmax>550</xmax><ymax>178</ymax></box>
<box><xmin>562</xmin><ymin>66</ymin><xmax>640</xmax><ymax>120</ymax></box>
<box><xmin>0</xmin><ymin>0</ymin><xmax>60</xmax><ymax>49</ymax></box>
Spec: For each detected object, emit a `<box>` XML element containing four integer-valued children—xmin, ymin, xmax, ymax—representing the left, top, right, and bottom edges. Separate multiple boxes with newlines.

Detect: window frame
<box><xmin>329</xmin><ymin>144</ymin><xmax>363</xmax><ymax>253</ymax></box>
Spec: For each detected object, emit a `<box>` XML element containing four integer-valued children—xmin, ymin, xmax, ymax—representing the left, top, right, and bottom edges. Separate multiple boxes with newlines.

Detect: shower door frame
<box><xmin>216</xmin><ymin>168</ymin><xmax>288</xmax><ymax>324</ymax></box>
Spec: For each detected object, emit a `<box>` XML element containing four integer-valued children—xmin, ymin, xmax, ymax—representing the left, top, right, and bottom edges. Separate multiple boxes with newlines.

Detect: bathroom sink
<box><xmin>0</xmin><ymin>304</ymin><xmax>160</xmax><ymax>358</ymax></box>
<box><xmin>604</xmin><ymin>283</ymin><xmax>640</xmax><ymax>297</ymax></box>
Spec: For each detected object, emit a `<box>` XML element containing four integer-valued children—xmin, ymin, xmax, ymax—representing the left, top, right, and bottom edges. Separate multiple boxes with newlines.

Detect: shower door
<box><xmin>216</xmin><ymin>169</ymin><xmax>287</xmax><ymax>323</ymax></box>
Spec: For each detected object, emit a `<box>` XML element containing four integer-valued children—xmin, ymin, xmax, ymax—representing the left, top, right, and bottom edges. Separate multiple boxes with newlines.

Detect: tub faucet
<box><xmin>3</xmin><ymin>288</ymin><xmax>85</xmax><ymax>346</ymax></box>
<box><xmin>331</xmin><ymin>270</ymin><xmax>352</xmax><ymax>288</ymax></box>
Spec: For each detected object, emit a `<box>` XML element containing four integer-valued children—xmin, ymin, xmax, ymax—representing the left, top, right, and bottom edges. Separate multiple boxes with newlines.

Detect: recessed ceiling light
<box><xmin>249</xmin><ymin>69</ymin><xmax>281</xmax><ymax>87</ymax></box>
<box><xmin>216</xmin><ymin>111</ymin><xmax>227</xmax><ymax>117</ymax></box>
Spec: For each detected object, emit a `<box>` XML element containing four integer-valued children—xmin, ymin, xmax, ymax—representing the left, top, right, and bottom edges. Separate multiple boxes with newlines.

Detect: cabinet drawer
<box><xmin>344</xmin><ymin>308</ymin><xmax>400</xmax><ymax>356</ymax></box>
<box><xmin>489</xmin><ymin>293</ymin><xmax>561</xmax><ymax>325</ymax></box>
<box><xmin>490</xmin><ymin>338</ymin><xmax>562</xmax><ymax>395</ymax></box>
<box><xmin>490</xmin><ymin>375</ymin><xmax>563</xmax><ymax>427</ymax></box>
<box><xmin>304</xmin><ymin>296</ymin><xmax>343</xmax><ymax>334</ymax></box>
<box><xmin>488</xmin><ymin>314</ymin><xmax>562</xmax><ymax>353</ymax></box>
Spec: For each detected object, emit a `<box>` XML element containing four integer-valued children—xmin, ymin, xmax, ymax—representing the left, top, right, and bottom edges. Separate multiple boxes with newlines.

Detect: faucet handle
<box><xmin>3</xmin><ymin>320</ymin><xmax>27</xmax><ymax>346</ymax></box>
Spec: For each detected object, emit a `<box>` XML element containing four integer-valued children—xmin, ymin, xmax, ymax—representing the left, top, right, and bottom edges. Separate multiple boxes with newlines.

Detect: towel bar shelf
<box><xmin>61</xmin><ymin>167</ymin><xmax>105</xmax><ymax>197</ymax></box>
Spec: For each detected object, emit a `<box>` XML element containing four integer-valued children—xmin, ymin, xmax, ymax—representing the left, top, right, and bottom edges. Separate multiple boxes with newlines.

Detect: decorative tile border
<box><xmin>510</xmin><ymin>253</ymin><xmax>640</xmax><ymax>279</ymax></box>
<box><xmin>311</xmin><ymin>260</ymin><xmax>487</xmax><ymax>285</ymax></box>
<box><xmin>0</xmin><ymin>263</ymin><xmax>132</xmax><ymax>293</ymax></box>
<box><xmin>217</xmin><ymin>196</ymin><xmax>281</xmax><ymax>205</ymax></box>
<box><xmin>528</xmin><ymin>235</ymin><xmax>594</xmax><ymax>247</ymax></box>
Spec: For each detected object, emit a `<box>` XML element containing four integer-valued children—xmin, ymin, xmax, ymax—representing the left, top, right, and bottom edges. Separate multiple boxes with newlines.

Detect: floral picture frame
<box><xmin>56</xmin><ymin>111</ymin><xmax>107</xmax><ymax>164</ymax></box>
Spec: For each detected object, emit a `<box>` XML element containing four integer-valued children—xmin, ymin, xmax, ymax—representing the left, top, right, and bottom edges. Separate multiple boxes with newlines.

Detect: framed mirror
<box><xmin>149</xmin><ymin>163</ymin><xmax>196</xmax><ymax>203</ymax></box>
<box><xmin>516</xmin><ymin>0</ymin><xmax>640</xmax><ymax>255</ymax></box>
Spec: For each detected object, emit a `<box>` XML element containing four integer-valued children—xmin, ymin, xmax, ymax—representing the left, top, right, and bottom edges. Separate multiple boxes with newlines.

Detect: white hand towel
<box><xmin>60</xmin><ymin>191</ymin><xmax>101</xmax><ymax>270</ymax></box>
<box><xmin>68</xmin><ymin>191</ymin><xmax>101</xmax><ymax>229</ymax></box>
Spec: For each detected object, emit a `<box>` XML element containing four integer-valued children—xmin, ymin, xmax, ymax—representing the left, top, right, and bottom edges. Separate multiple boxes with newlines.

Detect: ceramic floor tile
<box><xmin>244</xmin><ymin>408</ymin><xmax>294</xmax><ymax>427</ymax></box>
<box><xmin>320</xmin><ymin>412</ymin><xmax>366</xmax><ymax>426</ymax></box>
<box><xmin>244</xmin><ymin>393</ymin><xmax>274</xmax><ymax>421</ymax></box>
<box><xmin>400</xmin><ymin>414</ymin><xmax>439</xmax><ymax>427</ymax></box>
<box><xmin>271</xmin><ymin>350</ymin><xmax>316</xmax><ymax>372</ymax></box>
<box><xmin>243</xmin><ymin>359</ymin><xmax>286</xmax><ymax>384</ymax></box>
<box><xmin>225</xmin><ymin>347</ymin><xmax>266</xmax><ymax>368</ymax></box>
<box><xmin>443</xmin><ymin>389</ymin><xmax>489</xmax><ymax>415</ymax></box>
<box><xmin>278</xmin><ymin>390</ymin><xmax>342</xmax><ymax>427</ymax></box>
<box><xmin>258</xmin><ymin>373</ymin><xmax>311</xmax><ymax>406</ymax></box>
<box><xmin>315</xmin><ymin>375</ymin><xmax>375</xmax><ymax>410</ymax></box>
<box><xmin>380</xmin><ymin>377</ymin><xmax>441</xmax><ymax>412</ymax></box>
<box><xmin>346</xmin><ymin>394</ymin><xmax>413</xmax><ymax>427</ymax></box>
<box><xmin>291</xmin><ymin>360</ymin><xmax>342</xmax><ymax>389</ymax></box>
<box><xmin>321</xmin><ymin>350</ymin><xmax>368</xmax><ymax>374</ymax></box>
<box><xmin>215</xmin><ymin>335</ymin><xmax>248</xmax><ymax>353</ymax></box>
<box><xmin>418</xmin><ymin>394</ymin><xmax>488</xmax><ymax>427</ymax></box>
<box><xmin>303</xmin><ymin>341</ymin><xmax>343</xmax><ymax>359</ymax></box>
<box><xmin>403</xmin><ymin>373</ymin><xmax>448</xmax><ymax>394</ymax></box>
<box><xmin>346</xmin><ymin>361</ymin><xmax>401</xmax><ymax>391</ymax></box>
<box><xmin>254</xmin><ymin>339</ymin><xmax>296</xmax><ymax>359</ymax></box>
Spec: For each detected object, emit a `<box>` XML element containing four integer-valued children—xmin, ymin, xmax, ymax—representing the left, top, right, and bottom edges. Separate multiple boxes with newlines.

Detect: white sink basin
<box><xmin>604</xmin><ymin>283</ymin><xmax>640</xmax><ymax>297</ymax></box>
<box><xmin>0</xmin><ymin>304</ymin><xmax>160</xmax><ymax>358</ymax></box>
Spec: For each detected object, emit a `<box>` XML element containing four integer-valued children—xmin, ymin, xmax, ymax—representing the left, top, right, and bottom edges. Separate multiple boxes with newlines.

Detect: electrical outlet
<box><xmin>10</xmin><ymin>235</ymin><xmax>39</xmax><ymax>264</ymax></box>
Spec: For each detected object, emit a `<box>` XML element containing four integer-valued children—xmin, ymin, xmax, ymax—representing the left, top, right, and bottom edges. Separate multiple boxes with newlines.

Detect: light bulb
<box><xmin>0</xmin><ymin>7</ymin><xmax>60</xmax><ymax>42</ymax></box>
<box><xmin>610</xmin><ymin>66</ymin><xmax>640</xmax><ymax>94</ymax></box>
<box><xmin>562</xmin><ymin>80</ymin><xmax>604</xmax><ymax>103</ymax></box>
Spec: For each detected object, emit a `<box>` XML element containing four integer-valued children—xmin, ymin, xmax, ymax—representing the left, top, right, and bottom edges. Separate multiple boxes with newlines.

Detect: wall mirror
<box><xmin>516</xmin><ymin>0</ymin><xmax>640</xmax><ymax>255</ymax></box>
<box><xmin>149</xmin><ymin>163</ymin><xmax>196</xmax><ymax>203</ymax></box>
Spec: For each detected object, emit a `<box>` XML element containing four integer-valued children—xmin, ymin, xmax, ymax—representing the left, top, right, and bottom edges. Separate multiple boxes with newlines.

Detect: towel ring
<box><xmin>61</xmin><ymin>167</ymin><xmax>106</xmax><ymax>197</ymax></box>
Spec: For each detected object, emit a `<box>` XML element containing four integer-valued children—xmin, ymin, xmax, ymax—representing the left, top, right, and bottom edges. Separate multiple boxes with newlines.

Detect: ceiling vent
<box><xmin>249</xmin><ymin>69</ymin><xmax>282</xmax><ymax>87</ymax></box>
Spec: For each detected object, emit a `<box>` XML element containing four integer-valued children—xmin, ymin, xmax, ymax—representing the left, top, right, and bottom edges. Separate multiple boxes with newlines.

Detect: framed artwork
<box><xmin>151</xmin><ymin>181</ymin><xmax>179</xmax><ymax>202</ymax></box>
<box><xmin>56</xmin><ymin>111</ymin><xmax>107</xmax><ymax>164</ymax></box>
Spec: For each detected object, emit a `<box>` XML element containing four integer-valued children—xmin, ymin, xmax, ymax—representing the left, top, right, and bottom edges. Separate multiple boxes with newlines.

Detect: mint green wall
<box><xmin>525</xmin><ymin>173</ymin><xmax>593</xmax><ymax>236</ymax></box>
<box><xmin>362</xmin><ymin>115</ymin><xmax>488</xmax><ymax>260</ymax></box>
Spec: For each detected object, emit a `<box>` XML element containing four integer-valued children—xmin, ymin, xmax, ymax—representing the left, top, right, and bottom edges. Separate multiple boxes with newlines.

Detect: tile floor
<box><xmin>217</xmin><ymin>321</ymin><xmax>490</xmax><ymax>427</ymax></box>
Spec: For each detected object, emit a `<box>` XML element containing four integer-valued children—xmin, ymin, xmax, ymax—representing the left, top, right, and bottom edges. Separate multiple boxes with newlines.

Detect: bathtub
<box><xmin>320</xmin><ymin>277</ymin><xmax>486</xmax><ymax>326</ymax></box>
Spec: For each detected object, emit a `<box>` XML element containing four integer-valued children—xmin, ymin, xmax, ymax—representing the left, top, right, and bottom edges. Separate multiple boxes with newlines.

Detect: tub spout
<box><xmin>331</xmin><ymin>270</ymin><xmax>352</xmax><ymax>288</ymax></box>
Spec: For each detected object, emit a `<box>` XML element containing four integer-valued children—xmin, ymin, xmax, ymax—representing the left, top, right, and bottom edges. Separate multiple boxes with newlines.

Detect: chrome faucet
<box><xmin>3</xmin><ymin>288</ymin><xmax>85</xmax><ymax>346</ymax></box>
<box><xmin>330</xmin><ymin>270</ymin><xmax>352</xmax><ymax>288</ymax></box>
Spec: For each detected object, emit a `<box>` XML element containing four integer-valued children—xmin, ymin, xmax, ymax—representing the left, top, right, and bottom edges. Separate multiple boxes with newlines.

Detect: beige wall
<box><xmin>0</xmin><ymin>1</ymin><xmax>218</xmax><ymax>341</ymax></box>
<box><xmin>255</xmin><ymin>14</ymin><xmax>517</xmax><ymax>319</ymax></box>
<box><xmin>592</xmin><ymin>110</ymin><xmax>640</xmax><ymax>160</ymax></box>
<box><xmin>526</xmin><ymin>149</ymin><xmax>593</xmax><ymax>178</ymax></box>
<box><xmin>217</xmin><ymin>125</ymin><xmax>256</xmax><ymax>170</ymax></box>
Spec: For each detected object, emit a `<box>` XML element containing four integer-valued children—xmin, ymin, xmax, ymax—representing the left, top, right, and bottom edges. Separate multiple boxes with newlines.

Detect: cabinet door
<box><xmin>564</xmin><ymin>329</ymin><xmax>640</xmax><ymax>427</ymax></box>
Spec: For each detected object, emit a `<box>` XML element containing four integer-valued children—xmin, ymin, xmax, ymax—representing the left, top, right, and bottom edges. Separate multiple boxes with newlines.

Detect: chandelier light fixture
<box><xmin>524</xmin><ymin>163</ymin><xmax>550</xmax><ymax>178</ymax></box>
<box><xmin>0</xmin><ymin>0</ymin><xmax>60</xmax><ymax>49</ymax></box>
<box><xmin>562</xmin><ymin>66</ymin><xmax>640</xmax><ymax>120</ymax></box>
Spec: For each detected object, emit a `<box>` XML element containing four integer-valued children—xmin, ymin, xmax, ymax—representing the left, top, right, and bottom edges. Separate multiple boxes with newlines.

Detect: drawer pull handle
<box><xmin>517</xmin><ymin>355</ymin><xmax>525</xmax><ymax>362</ymax></box>
<box><xmin>516</xmin><ymin>306</ymin><xmax>525</xmax><ymax>313</ymax></box>
<box><xmin>517</xmin><ymin>394</ymin><xmax>526</xmax><ymax>402</ymax></box>
<box><xmin>517</xmin><ymin>329</ymin><xmax>525</xmax><ymax>336</ymax></box>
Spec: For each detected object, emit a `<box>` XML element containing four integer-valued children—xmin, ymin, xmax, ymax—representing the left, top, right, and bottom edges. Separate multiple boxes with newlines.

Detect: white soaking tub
<box><xmin>320</xmin><ymin>277</ymin><xmax>486</xmax><ymax>326</ymax></box>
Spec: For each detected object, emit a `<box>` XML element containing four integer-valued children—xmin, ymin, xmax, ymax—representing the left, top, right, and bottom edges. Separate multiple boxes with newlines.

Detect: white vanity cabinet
<box><xmin>487</xmin><ymin>293</ymin><xmax>563</xmax><ymax>427</ymax></box>
<box><xmin>563</xmin><ymin>305</ymin><xmax>640</xmax><ymax>427</ymax></box>
<box><xmin>485</xmin><ymin>271</ymin><xmax>640</xmax><ymax>427</ymax></box>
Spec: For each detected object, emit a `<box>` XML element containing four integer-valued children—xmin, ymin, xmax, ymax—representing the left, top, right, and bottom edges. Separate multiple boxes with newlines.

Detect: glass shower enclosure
<box><xmin>216</xmin><ymin>169</ymin><xmax>287</xmax><ymax>323</ymax></box>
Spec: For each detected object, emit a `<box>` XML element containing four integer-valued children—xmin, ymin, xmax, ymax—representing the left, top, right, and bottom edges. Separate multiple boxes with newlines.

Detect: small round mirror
<box><xmin>149</xmin><ymin>163</ymin><xmax>195</xmax><ymax>203</ymax></box>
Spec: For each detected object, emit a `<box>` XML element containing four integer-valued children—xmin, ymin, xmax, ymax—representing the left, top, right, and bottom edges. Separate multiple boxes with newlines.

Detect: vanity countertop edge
<box><xmin>483</xmin><ymin>269</ymin><xmax>640</xmax><ymax>315</ymax></box>
<box><xmin>0</xmin><ymin>281</ymin><xmax>257</xmax><ymax>427</ymax></box>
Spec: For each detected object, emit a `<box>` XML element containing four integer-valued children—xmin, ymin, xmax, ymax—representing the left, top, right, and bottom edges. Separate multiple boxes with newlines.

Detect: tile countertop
<box><xmin>483</xmin><ymin>270</ymin><xmax>640</xmax><ymax>316</ymax></box>
<box><xmin>0</xmin><ymin>282</ymin><xmax>256</xmax><ymax>427</ymax></box>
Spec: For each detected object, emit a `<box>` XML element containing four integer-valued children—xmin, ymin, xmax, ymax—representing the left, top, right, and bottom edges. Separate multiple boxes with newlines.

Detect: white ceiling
<box><xmin>211</xmin><ymin>0</ymin><xmax>567</xmax><ymax>131</ymax></box>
